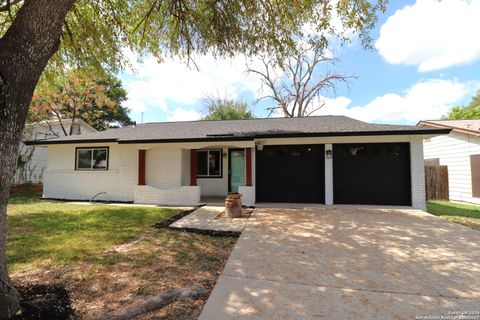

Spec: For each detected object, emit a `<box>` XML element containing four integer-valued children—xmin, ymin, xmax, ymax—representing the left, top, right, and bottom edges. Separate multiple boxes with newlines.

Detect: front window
<box><xmin>76</xmin><ymin>147</ymin><xmax>109</xmax><ymax>170</ymax></box>
<box><xmin>197</xmin><ymin>149</ymin><xmax>222</xmax><ymax>177</ymax></box>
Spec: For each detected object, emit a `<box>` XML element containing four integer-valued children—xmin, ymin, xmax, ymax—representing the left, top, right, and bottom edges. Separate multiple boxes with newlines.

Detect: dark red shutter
<box><xmin>138</xmin><ymin>150</ymin><xmax>146</xmax><ymax>185</ymax></box>
<box><xmin>246</xmin><ymin>147</ymin><xmax>252</xmax><ymax>186</ymax></box>
<box><xmin>190</xmin><ymin>149</ymin><xmax>197</xmax><ymax>186</ymax></box>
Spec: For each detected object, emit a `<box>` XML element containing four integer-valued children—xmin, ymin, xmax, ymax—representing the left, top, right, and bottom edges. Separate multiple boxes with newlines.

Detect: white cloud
<box><xmin>375</xmin><ymin>0</ymin><xmax>480</xmax><ymax>72</ymax></box>
<box><xmin>166</xmin><ymin>108</ymin><xmax>202</xmax><ymax>122</ymax></box>
<box><xmin>121</xmin><ymin>53</ymin><xmax>264</xmax><ymax>116</ymax></box>
<box><xmin>314</xmin><ymin>79</ymin><xmax>472</xmax><ymax>123</ymax></box>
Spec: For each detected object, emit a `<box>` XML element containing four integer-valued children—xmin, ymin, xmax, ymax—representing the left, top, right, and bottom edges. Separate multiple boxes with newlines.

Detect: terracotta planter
<box><xmin>225</xmin><ymin>193</ymin><xmax>242</xmax><ymax>218</ymax></box>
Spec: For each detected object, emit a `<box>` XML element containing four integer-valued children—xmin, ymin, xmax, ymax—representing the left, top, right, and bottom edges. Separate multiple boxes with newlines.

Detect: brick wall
<box><xmin>238</xmin><ymin>186</ymin><xmax>255</xmax><ymax>207</ymax></box>
<box><xmin>43</xmin><ymin>143</ymin><xmax>137</xmax><ymax>202</ymax></box>
<box><xmin>10</xmin><ymin>183</ymin><xmax>43</xmax><ymax>196</ymax></box>
<box><xmin>134</xmin><ymin>185</ymin><xmax>200</xmax><ymax>206</ymax></box>
<box><xmin>410</xmin><ymin>137</ymin><xmax>427</xmax><ymax>210</ymax></box>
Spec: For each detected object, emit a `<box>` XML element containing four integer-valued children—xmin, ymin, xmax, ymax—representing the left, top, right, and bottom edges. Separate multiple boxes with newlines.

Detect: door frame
<box><xmin>228</xmin><ymin>148</ymin><xmax>245</xmax><ymax>193</ymax></box>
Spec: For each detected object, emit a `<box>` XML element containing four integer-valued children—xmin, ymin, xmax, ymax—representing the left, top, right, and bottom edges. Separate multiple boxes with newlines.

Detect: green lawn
<box><xmin>7</xmin><ymin>196</ymin><xmax>179</xmax><ymax>271</ymax></box>
<box><xmin>427</xmin><ymin>200</ymin><xmax>480</xmax><ymax>231</ymax></box>
<box><xmin>6</xmin><ymin>196</ymin><xmax>236</xmax><ymax>319</ymax></box>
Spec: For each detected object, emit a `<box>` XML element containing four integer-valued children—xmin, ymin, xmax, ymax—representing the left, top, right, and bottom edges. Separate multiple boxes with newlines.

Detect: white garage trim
<box><xmin>325</xmin><ymin>143</ymin><xmax>334</xmax><ymax>205</ymax></box>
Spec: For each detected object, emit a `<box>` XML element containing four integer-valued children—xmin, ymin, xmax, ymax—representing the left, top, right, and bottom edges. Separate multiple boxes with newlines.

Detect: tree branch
<box><xmin>247</xmin><ymin>44</ymin><xmax>353</xmax><ymax>117</ymax></box>
<box><xmin>99</xmin><ymin>284</ymin><xmax>207</xmax><ymax>320</ymax></box>
<box><xmin>0</xmin><ymin>0</ymin><xmax>22</xmax><ymax>12</ymax></box>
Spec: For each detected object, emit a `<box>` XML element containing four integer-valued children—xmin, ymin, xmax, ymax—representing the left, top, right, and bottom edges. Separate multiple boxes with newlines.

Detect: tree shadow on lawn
<box><xmin>7</xmin><ymin>201</ymin><xmax>237</xmax><ymax>319</ymax></box>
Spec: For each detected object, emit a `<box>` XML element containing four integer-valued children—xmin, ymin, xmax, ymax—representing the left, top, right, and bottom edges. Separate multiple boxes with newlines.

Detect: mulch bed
<box><xmin>13</xmin><ymin>284</ymin><xmax>74</xmax><ymax>320</ymax></box>
<box><xmin>173</xmin><ymin>227</ymin><xmax>241</xmax><ymax>238</ymax></box>
<box><xmin>151</xmin><ymin>208</ymin><xmax>197</xmax><ymax>228</ymax></box>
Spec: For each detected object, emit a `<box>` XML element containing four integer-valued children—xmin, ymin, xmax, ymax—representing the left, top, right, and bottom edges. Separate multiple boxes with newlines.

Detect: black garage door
<box><xmin>256</xmin><ymin>144</ymin><xmax>325</xmax><ymax>203</ymax></box>
<box><xmin>333</xmin><ymin>143</ymin><xmax>411</xmax><ymax>205</ymax></box>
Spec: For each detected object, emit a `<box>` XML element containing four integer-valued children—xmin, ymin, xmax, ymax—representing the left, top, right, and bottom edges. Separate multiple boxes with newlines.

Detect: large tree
<box><xmin>0</xmin><ymin>0</ymin><xmax>387</xmax><ymax>317</ymax></box>
<box><xmin>202</xmin><ymin>96</ymin><xmax>254</xmax><ymax>120</ymax></box>
<box><xmin>29</xmin><ymin>70</ymin><xmax>133</xmax><ymax>134</ymax></box>
<box><xmin>442</xmin><ymin>90</ymin><xmax>480</xmax><ymax>120</ymax></box>
<box><xmin>248</xmin><ymin>44</ymin><xmax>353</xmax><ymax>117</ymax></box>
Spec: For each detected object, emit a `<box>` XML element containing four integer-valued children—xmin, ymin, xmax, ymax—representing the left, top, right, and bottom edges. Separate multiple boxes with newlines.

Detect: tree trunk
<box><xmin>0</xmin><ymin>1</ymin><xmax>74</xmax><ymax>318</ymax></box>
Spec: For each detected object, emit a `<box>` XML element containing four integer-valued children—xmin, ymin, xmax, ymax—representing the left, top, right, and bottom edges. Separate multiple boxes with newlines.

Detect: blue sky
<box><xmin>120</xmin><ymin>0</ymin><xmax>480</xmax><ymax>125</ymax></box>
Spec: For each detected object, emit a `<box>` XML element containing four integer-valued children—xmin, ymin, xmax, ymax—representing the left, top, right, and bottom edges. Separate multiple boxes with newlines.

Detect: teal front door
<box><xmin>229</xmin><ymin>149</ymin><xmax>246</xmax><ymax>193</ymax></box>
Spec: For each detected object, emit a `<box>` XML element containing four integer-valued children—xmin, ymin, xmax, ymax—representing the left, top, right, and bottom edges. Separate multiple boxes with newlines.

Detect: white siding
<box><xmin>14</xmin><ymin>145</ymin><xmax>47</xmax><ymax>184</ymax></box>
<box><xmin>424</xmin><ymin>131</ymin><xmax>480</xmax><ymax>204</ymax></box>
<box><xmin>14</xmin><ymin>121</ymin><xmax>96</xmax><ymax>185</ymax></box>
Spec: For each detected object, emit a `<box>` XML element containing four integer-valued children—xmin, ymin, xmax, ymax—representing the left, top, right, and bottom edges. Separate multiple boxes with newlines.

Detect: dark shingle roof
<box><xmin>25</xmin><ymin>116</ymin><xmax>450</xmax><ymax>145</ymax></box>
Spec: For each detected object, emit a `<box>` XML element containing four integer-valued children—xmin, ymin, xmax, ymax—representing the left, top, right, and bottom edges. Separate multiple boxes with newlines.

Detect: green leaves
<box><xmin>443</xmin><ymin>90</ymin><xmax>480</xmax><ymax>120</ymax></box>
<box><xmin>202</xmin><ymin>97</ymin><xmax>254</xmax><ymax>120</ymax></box>
<box><xmin>29</xmin><ymin>70</ymin><xmax>133</xmax><ymax>132</ymax></box>
<box><xmin>0</xmin><ymin>0</ymin><xmax>387</xmax><ymax>77</ymax></box>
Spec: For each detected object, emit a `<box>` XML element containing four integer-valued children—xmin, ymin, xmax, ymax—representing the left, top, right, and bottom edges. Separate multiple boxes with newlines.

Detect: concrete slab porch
<box><xmin>169</xmin><ymin>206</ymin><xmax>250</xmax><ymax>233</ymax></box>
<box><xmin>199</xmin><ymin>207</ymin><xmax>480</xmax><ymax>319</ymax></box>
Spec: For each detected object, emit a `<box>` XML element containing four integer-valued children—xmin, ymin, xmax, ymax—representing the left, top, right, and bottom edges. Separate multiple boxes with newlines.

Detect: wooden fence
<box><xmin>425</xmin><ymin>165</ymin><xmax>449</xmax><ymax>200</ymax></box>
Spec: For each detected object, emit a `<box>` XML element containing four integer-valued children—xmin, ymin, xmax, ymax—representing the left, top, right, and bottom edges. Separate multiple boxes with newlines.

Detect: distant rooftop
<box><xmin>26</xmin><ymin>116</ymin><xmax>450</xmax><ymax>145</ymax></box>
<box><xmin>417</xmin><ymin>119</ymin><xmax>480</xmax><ymax>135</ymax></box>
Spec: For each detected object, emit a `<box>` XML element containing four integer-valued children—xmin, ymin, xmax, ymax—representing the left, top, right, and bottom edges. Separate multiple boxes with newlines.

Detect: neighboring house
<box><xmin>418</xmin><ymin>119</ymin><xmax>480</xmax><ymax>204</ymax></box>
<box><xmin>14</xmin><ymin>119</ymin><xmax>97</xmax><ymax>185</ymax></box>
<box><xmin>26</xmin><ymin>116</ymin><xmax>449</xmax><ymax>210</ymax></box>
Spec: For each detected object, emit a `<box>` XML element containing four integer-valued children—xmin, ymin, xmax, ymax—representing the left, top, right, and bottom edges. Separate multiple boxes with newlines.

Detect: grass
<box><xmin>7</xmin><ymin>196</ymin><xmax>237</xmax><ymax>319</ymax></box>
<box><xmin>427</xmin><ymin>200</ymin><xmax>480</xmax><ymax>231</ymax></box>
<box><xmin>7</xmin><ymin>196</ymin><xmax>179</xmax><ymax>271</ymax></box>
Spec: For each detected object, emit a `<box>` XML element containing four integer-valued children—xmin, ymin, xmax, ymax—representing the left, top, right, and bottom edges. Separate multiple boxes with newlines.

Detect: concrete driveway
<box><xmin>199</xmin><ymin>207</ymin><xmax>480</xmax><ymax>319</ymax></box>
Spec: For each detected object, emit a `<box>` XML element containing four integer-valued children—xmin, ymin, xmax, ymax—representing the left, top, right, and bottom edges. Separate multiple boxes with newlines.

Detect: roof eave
<box><xmin>418</xmin><ymin>121</ymin><xmax>480</xmax><ymax>136</ymax></box>
<box><xmin>255</xmin><ymin>129</ymin><xmax>451</xmax><ymax>139</ymax></box>
<box><xmin>23</xmin><ymin>129</ymin><xmax>450</xmax><ymax>146</ymax></box>
<box><xmin>117</xmin><ymin>136</ymin><xmax>255</xmax><ymax>144</ymax></box>
<box><xmin>24</xmin><ymin>138</ymin><xmax>118</xmax><ymax>146</ymax></box>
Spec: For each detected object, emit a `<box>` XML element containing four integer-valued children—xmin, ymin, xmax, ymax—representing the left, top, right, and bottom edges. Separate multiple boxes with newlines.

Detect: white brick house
<box><xmin>26</xmin><ymin>116</ymin><xmax>449</xmax><ymax>210</ymax></box>
<box><xmin>418</xmin><ymin>119</ymin><xmax>480</xmax><ymax>204</ymax></box>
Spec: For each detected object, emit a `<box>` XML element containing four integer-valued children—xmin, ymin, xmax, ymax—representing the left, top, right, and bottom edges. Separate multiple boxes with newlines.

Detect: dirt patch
<box><xmin>13</xmin><ymin>284</ymin><xmax>74</xmax><ymax>320</ymax></box>
<box><xmin>11</xmin><ymin>229</ymin><xmax>236</xmax><ymax>320</ymax></box>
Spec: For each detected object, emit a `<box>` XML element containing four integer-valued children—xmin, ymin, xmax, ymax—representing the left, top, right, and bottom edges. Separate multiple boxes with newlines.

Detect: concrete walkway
<box><xmin>169</xmin><ymin>206</ymin><xmax>249</xmax><ymax>232</ymax></box>
<box><xmin>199</xmin><ymin>207</ymin><xmax>480</xmax><ymax>319</ymax></box>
